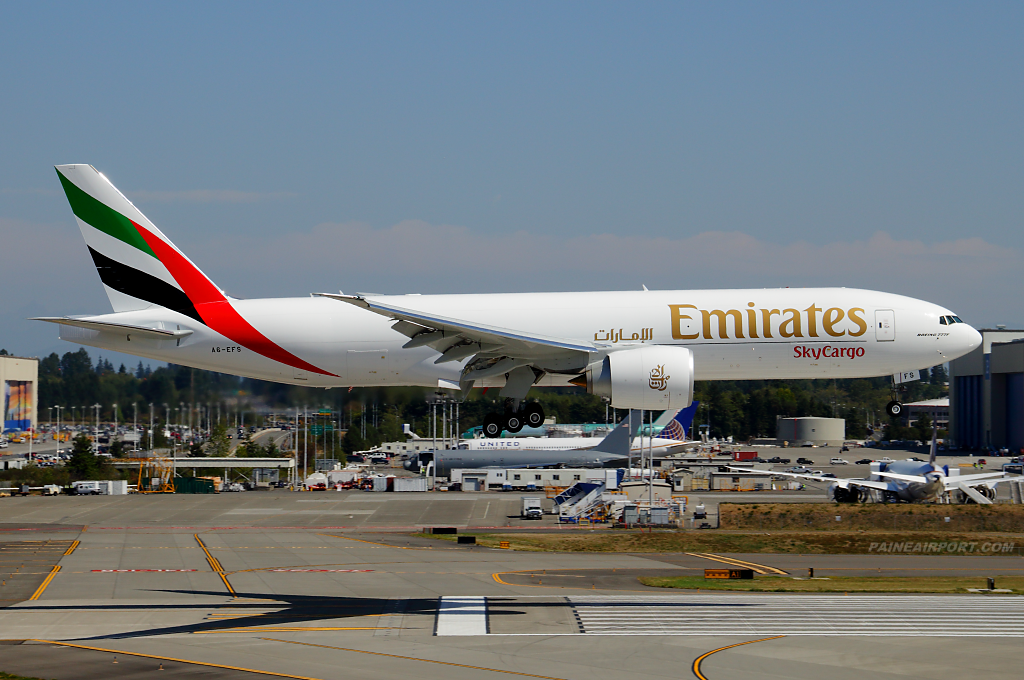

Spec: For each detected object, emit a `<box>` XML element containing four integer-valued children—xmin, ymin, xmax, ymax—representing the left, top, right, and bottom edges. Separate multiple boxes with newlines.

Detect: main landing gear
<box><xmin>483</xmin><ymin>401</ymin><xmax>545</xmax><ymax>438</ymax></box>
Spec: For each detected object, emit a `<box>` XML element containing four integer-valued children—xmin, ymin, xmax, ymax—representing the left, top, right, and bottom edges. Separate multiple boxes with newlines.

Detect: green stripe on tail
<box><xmin>56</xmin><ymin>169</ymin><xmax>156</xmax><ymax>258</ymax></box>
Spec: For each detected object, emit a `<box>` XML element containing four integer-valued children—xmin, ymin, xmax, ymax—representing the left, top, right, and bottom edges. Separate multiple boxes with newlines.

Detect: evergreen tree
<box><xmin>109</xmin><ymin>440</ymin><xmax>127</xmax><ymax>458</ymax></box>
<box><xmin>189</xmin><ymin>441</ymin><xmax>206</xmax><ymax>457</ymax></box>
<box><xmin>66</xmin><ymin>434</ymin><xmax>101</xmax><ymax>478</ymax></box>
<box><xmin>206</xmin><ymin>423</ymin><xmax>231</xmax><ymax>457</ymax></box>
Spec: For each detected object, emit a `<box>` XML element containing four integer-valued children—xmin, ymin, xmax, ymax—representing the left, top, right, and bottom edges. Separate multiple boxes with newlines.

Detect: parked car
<box><xmin>820</xmin><ymin>472</ymin><xmax>837</xmax><ymax>478</ymax></box>
<box><xmin>796</xmin><ymin>457</ymin><xmax>814</xmax><ymax>465</ymax></box>
<box><xmin>829</xmin><ymin>458</ymin><xmax>849</xmax><ymax>465</ymax></box>
<box><xmin>855</xmin><ymin>458</ymin><xmax>872</xmax><ymax>465</ymax></box>
<box><xmin>767</xmin><ymin>456</ymin><xmax>791</xmax><ymax>464</ymax></box>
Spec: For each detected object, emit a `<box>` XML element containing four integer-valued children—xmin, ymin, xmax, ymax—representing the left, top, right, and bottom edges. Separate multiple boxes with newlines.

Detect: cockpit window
<box><xmin>953</xmin><ymin>316</ymin><xmax>963</xmax><ymax>323</ymax></box>
<box><xmin>939</xmin><ymin>316</ymin><xmax>948</xmax><ymax>325</ymax></box>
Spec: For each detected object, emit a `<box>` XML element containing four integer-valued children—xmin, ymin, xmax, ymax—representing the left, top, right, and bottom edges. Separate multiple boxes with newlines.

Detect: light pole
<box><xmin>149</xmin><ymin>403</ymin><xmax>154</xmax><ymax>454</ymax></box>
<box><xmin>133</xmin><ymin>403</ymin><xmax>138</xmax><ymax>453</ymax></box>
<box><xmin>112</xmin><ymin>403</ymin><xmax>119</xmax><ymax>449</ymax></box>
<box><xmin>92</xmin><ymin>404</ymin><xmax>101</xmax><ymax>452</ymax></box>
<box><xmin>52</xmin><ymin>406</ymin><xmax>63</xmax><ymax>456</ymax></box>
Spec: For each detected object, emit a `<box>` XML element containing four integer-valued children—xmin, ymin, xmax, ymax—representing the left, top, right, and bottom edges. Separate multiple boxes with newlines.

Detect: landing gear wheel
<box><xmin>886</xmin><ymin>400</ymin><xmax>903</xmax><ymax>417</ymax></box>
<box><xmin>504</xmin><ymin>411</ymin><xmax>525</xmax><ymax>434</ymax></box>
<box><xmin>483</xmin><ymin>414</ymin><xmax>504</xmax><ymax>438</ymax></box>
<box><xmin>523</xmin><ymin>403</ymin><xmax>545</xmax><ymax>429</ymax></box>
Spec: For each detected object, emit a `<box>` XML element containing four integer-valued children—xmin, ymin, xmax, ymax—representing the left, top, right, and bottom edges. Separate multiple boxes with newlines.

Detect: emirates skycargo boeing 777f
<box><xmin>36</xmin><ymin>165</ymin><xmax>981</xmax><ymax>437</ymax></box>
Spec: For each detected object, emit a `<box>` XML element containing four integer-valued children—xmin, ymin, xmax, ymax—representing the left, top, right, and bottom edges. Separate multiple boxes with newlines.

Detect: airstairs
<box><xmin>554</xmin><ymin>482</ymin><xmax>608</xmax><ymax>522</ymax></box>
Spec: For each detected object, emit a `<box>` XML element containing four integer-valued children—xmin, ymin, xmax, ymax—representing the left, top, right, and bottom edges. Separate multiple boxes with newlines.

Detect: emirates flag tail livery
<box><xmin>36</xmin><ymin>165</ymin><xmax>981</xmax><ymax>436</ymax></box>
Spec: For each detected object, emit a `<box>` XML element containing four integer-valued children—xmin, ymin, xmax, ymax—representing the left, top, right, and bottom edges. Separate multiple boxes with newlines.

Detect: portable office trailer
<box><xmin>449</xmin><ymin>467</ymin><xmax>622</xmax><ymax>491</ymax></box>
<box><xmin>394</xmin><ymin>476</ymin><xmax>428</xmax><ymax>492</ymax></box>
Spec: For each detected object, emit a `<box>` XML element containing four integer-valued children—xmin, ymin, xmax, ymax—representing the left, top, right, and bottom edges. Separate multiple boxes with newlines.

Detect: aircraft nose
<box><xmin>963</xmin><ymin>324</ymin><xmax>982</xmax><ymax>351</ymax></box>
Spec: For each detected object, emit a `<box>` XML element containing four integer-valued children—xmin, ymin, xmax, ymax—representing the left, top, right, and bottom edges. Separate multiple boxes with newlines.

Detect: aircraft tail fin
<box><xmin>54</xmin><ymin>164</ymin><xmax>225</xmax><ymax>322</ymax></box>
<box><xmin>660</xmin><ymin>400</ymin><xmax>700</xmax><ymax>441</ymax></box>
<box><xmin>593</xmin><ymin>410</ymin><xmax>644</xmax><ymax>456</ymax></box>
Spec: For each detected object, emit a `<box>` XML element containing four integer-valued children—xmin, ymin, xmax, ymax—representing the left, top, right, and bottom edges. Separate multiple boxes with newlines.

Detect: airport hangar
<box><xmin>949</xmin><ymin>327</ymin><xmax>1024</xmax><ymax>451</ymax></box>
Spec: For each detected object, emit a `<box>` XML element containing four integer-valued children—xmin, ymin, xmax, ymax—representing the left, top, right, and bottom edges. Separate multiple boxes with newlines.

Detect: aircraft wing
<box><xmin>944</xmin><ymin>472</ymin><xmax>1023</xmax><ymax>490</ymax></box>
<box><xmin>876</xmin><ymin>471</ymin><xmax>929</xmax><ymax>483</ymax></box>
<box><xmin>316</xmin><ymin>293</ymin><xmax>596</xmax><ymax>354</ymax></box>
<box><xmin>726</xmin><ymin>467</ymin><xmax>892</xmax><ymax>491</ymax></box>
<box><xmin>315</xmin><ymin>293</ymin><xmax>595</xmax><ymax>384</ymax></box>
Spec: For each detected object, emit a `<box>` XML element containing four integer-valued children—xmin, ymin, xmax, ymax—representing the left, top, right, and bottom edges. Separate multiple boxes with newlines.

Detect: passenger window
<box><xmin>552</xmin><ymin>474</ymin><xmax>559</xmax><ymax>480</ymax></box>
<box><xmin>535</xmin><ymin>474</ymin><xmax>542</xmax><ymax>480</ymax></box>
<box><xmin>513</xmin><ymin>474</ymin><xmax>520</xmax><ymax>480</ymax></box>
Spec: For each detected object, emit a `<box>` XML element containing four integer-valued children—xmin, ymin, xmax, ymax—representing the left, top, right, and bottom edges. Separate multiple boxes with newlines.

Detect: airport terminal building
<box><xmin>0</xmin><ymin>355</ymin><xmax>38</xmax><ymax>433</ymax></box>
<box><xmin>949</xmin><ymin>328</ymin><xmax>1024</xmax><ymax>450</ymax></box>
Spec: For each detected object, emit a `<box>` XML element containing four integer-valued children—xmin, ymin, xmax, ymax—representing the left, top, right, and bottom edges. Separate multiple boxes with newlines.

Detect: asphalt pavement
<box><xmin>0</xmin><ymin>491</ymin><xmax>1020</xmax><ymax>679</ymax></box>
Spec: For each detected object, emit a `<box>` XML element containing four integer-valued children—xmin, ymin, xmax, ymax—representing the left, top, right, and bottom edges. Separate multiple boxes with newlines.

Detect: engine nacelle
<box><xmin>584</xmin><ymin>346</ymin><xmax>694</xmax><ymax>410</ymax></box>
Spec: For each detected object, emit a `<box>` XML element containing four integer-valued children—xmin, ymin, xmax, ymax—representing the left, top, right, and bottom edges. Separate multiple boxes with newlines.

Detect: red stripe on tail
<box><xmin>133</xmin><ymin>222</ymin><xmax>337</xmax><ymax>377</ymax></box>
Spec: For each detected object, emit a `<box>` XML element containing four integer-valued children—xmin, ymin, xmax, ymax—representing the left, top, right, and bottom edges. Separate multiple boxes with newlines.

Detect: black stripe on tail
<box><xmin>88</xmin><ymin>247</ymin><xmax>204</xmax><ymax>324</ymax></box>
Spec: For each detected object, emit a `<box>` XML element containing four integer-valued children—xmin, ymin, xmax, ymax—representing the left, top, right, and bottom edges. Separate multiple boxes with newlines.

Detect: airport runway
<box><xmin>0</xmin><ymin>493</ymin><xmax>1021</xmax><ymax>679</ymax></box>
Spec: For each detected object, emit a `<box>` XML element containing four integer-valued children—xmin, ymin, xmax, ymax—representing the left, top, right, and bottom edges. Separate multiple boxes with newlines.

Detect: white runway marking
<box><xmin>435</xmin><ymin>596</ymin><xmax>488</xmax><ymax>636</ymax></box>
<box><xmin>566</xmin><ymin>594</ymin><xmax>1024</xmax><ymax>636</ymax></box>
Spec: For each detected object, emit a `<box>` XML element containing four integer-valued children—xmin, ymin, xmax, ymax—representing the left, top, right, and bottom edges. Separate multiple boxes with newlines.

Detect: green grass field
<box><xmin>639</xmin><ymin>574</ymin><xmax>1024</xmax><ymax>593</ymax></box>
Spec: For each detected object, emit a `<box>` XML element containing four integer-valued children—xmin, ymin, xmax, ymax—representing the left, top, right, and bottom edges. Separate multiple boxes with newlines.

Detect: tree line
<box><xmin>33</xmin><ymin>347</ymin><xmax>948</xmax><ymax>446</ymax></box>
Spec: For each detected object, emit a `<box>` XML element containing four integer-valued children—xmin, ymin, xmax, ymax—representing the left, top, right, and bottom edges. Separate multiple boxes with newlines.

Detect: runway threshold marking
<box><xmin>30</xmin><ymin>640</ymin><xmax>325</xmax><ymax>680</ymax></box>
<box><xmin>194</xmin><ymin>533</ymin><xmax>236</xmax><ymax>594</ymax></box>
<box><xmin>685</xmin><ymin>553</ymin><xmax>788</xmax><ymax>575</ymax></box>
<box><xmin>27</xmin><ymin>566</ymin><xmax>60</xmax><ymax>601</ymax></box>
<box><xmin>691</xmin><ymin>636</ymin><xmax>786</xmax><ymax>680</ymax></box>
<box><xmin>62</xmin><ymin>540</ymin><xmax>80</xmax><ymax>556</ymax></box>
<box><xmin>261</xmin><ymin>638</ymin><xmax>568</xmax><ymax>680</ymax></box>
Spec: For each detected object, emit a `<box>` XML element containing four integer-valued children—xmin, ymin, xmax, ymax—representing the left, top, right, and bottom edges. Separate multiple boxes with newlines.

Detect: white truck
<box><xmin>521</xmin><ymin>496</ymin><xmax>543</xmax><ymax>520</ymax></box>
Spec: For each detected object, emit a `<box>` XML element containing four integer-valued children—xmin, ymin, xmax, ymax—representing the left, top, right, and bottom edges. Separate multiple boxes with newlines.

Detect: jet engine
<box><xmin>580</xmin><ymin>346</ymin><xmax>694</xmax><ymax>410</ymax></box>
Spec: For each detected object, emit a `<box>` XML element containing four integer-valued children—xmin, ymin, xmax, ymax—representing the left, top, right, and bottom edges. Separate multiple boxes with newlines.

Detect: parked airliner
<box><xmin>36</xmin><ymin>165</ymin><xmax>982</xmax><ymax>436</ymax></box>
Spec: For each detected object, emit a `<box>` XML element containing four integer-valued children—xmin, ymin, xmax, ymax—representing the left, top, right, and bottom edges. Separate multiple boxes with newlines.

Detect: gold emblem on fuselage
<box><xmin>649</xmin><ymin>364</ymin><xmax>670</xmax><ymax>391</ymax></box>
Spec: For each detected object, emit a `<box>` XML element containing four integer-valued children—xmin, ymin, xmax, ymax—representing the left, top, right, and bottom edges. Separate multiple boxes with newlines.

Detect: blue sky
<box><xmin>2</xmin><ymin>1</ymin><xmax>1022</xmax><ymax>362</ymax></box>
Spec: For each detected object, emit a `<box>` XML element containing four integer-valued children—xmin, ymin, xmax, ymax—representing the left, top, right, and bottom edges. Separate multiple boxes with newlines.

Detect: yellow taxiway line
<box><xmin>31</xmin><ymin>640</ymin><xmax>324</xmax><ymax>680</ymax></box>
<box><xmin>195</xmin><ymin>533</ymin><xmax>236</xmax><ymax>594</ymax></box>
<box><xmin>685</xmin><ymin>553</ymin><xmax>788</xmax><ymax>575</ymax></box>
<box><xmin>263</xmin><ymin>638</ymin><xmax>568</xmax><ymax>680</ymax></box>
<box><xmin>28</xmin><ymin>566</ymin><xmax>61</xmax><ymax>600</ymax></box>
<box><xmin>691</xmin><ymin>636</ymin><xmax>786</xmax><ymax>680</ymax></box>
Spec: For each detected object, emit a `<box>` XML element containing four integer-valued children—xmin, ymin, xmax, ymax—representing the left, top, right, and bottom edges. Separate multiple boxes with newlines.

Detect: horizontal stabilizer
<box><xmin>31</xmin><ymin>317</ymin><xmax>193</xmax><ymax>340</ymax></box>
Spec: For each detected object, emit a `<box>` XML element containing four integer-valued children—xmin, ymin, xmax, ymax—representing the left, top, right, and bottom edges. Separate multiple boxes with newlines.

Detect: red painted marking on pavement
<box><xmin>266</xmin><ymin>565</ymin><xmax>374</xmax><ymax>569</ymax></box>
<box><xmin>92</xmin><ymin>565</ymin><xmax>197</xmax><ymax>569</ymax></box>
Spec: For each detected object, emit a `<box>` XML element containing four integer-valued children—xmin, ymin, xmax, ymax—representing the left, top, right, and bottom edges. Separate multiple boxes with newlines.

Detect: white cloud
<box><xmin>198</xmin><ymin>220</ymin><xmax>1020</xmax><ymax>326</ymax></box>
<box><xmin>127</xmin><ymin>190</ymin><xmax>297</xmax><ymax>203</ymax></box>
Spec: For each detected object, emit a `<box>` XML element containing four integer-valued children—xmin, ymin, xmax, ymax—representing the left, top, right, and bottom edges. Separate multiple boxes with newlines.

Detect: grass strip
<box><xmin>639</xmin><ymin>574</ymin><xmax>1024</xmax><ymax>593</ymax></box>
<box><xmin>416</xmin><ymin>531</ymin><xmax>1023</xmax><ymax>555</ymax></box>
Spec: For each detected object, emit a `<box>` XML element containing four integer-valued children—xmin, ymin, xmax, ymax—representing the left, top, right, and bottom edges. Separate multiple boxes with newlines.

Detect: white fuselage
<box><xmin>58</xmin><ymin>287</ymin><xmax>981</xmax><ymax>387</ymax></box>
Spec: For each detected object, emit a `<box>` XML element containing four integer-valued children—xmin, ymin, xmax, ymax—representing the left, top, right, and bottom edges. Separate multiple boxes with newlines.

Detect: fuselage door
<box><xmin>875</xmin><ymin>309</ymin><xmax>895</xmax><ymax>342</ymax></box>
